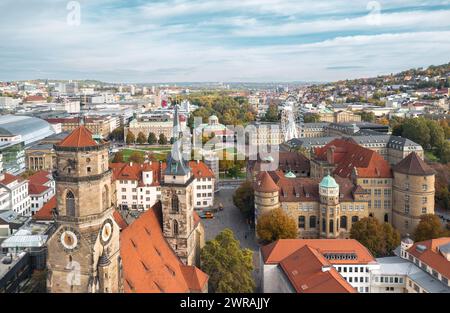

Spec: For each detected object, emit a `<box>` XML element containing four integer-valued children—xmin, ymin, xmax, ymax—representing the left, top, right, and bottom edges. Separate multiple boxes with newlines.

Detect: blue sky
<box><xmin>0</xmin><ymin>0</ymin><xmax>450</xmax><ymax>82</ymax></box>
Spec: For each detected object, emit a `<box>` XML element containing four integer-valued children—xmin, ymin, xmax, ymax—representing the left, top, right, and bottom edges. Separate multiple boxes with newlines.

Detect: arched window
<box><xmin>309</xmin><ymin>216</ymin><xmax>317</xmax><ymax>228</ymax></box>
<box><xmin>66</xmin><ymin>191</ymin><xmax>75</xmax><ymax>217</ymax></box>
<box><xmin>102</xmin><ymin>185</ymin><xmax>109</xmax><ymax>211</ymax></box>
<box><xmin>171</xmin><ymin>194</ymin><xmax>179</xmax><ymax>213</ymax></box>
<box><xmin>340</xmin><ymin>216</ymin><xmax>348</xmax><ymax>230</ymax></box>
<box><xmin>352</xmin><ymin>216</ymin><xmax>359</xmax><ymax>224</ymax></box>
<box><xmin>173</xmin><ymin>220</ymin><xmax>179</xmax><ymax>236</ymax></box>
<box><xmin>298</xmin><ymin>216</ymin><xmax>305</xmax><ymax>229</ymax></box>
<box><xmin>384</xmin><ymin>213</ymin><xmax>389</xmax><ymax>223</ymax></box>
<box><xmin>329</xmin><ymin>219</ymin><xmax>334</xmax><ymax>233</ymax></box>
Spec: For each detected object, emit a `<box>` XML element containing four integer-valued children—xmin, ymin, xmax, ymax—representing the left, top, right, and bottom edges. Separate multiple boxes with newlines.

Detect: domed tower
<box><xmin>46</xmin><ymin>125</ymin><xmax>121</xmax><ymax>293</ymax></box>
<box><xmin>392</xmin><ymin>152</ymin><xmax>436</xmax><ymax>236</ymax></box>
<box><xmin>254</xmin><ymin>172</ymin><xmax>279</xmax><ymax>225</ymax></box>
<box><xmin>319</xmin><ymin>175</ymin><xmax>341</xmax><ymax>239</ymax></box>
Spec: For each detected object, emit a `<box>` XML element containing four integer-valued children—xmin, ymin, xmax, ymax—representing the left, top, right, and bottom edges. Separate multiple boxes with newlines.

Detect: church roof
<box><xmin>393</xmin><ymin>152</ymin><xmax>435</xmax><ymax>176</ymax></box>
<box><xmin>120</xmin><ymin>203</ymin><xmax>208</xmax><ymax>293</ymax></box>
<box><xmin>57</xmin><ymin>125</ymin><xmax>99</xmax><ymax>148</ymax></box>
<box><xmin>255</xmin><ymin>171</ymin><xmax>279</xmax><ymax>193</ymax></box>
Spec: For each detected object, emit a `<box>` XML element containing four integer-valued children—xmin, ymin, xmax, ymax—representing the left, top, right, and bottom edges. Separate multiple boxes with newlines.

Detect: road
<box><xmin>203</xmin><ymin>188</ymin><xmax>262</xmax><ymax>292</ymax></box>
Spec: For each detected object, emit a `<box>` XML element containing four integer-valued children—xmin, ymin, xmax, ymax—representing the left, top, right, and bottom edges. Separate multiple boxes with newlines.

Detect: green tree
<box><xmin>158</xmin><ymin>133</ymin><xmax>168</xmax><ymax>145</ymax></box>
<box><xmin>256</xmin><ymin>208</ymin><xmax>298</xmax><ymax>243</ymax></box>
<box><xmin>426</xmin><ymin>120</ymin><xmax>445</xmax><ymax>149</ymax></box>
<box><xmin>413</xmin><ymin>214</ymin><xmax>450</xmax><ymax>242</ymax></box>
<box><xmin>147</xmin><ymin>132</ymin><xmax>157</xmax><ymax>145</ymax></box>
<box><xmin>109</xmin><ymin>126</ymin><xmax>124</xmax><ymax>141</ymax></box>
<box><xmin>438</xmin><ymin>141</ymin><xmax>450</xmax><ymax>164</ymax></box>
<box><xmin>233</xmin><ymin>181</ymin><xmax>255</xmax><ymax>219</ymax></box>
<box><xmin>201</xmin><ymin>229</ymin><xmax>255</xmax><ymax>293</ymax></box>
<box><xmin>136</xmin><ymin>132</ymin><xmax>147</xmax><ymax>145</ymax></box>
<box><xmin>263</xmin><ymin>105</ymin><xmax>280</xmax><ymax>122</ymax></box>
<box><xmin>357</xmin><ymin>111</ymin><xmax>376</xmax><ymax>123</ymax></box>
<box><xmin>401</xmin><ymin>118</ymin><xmax>431</xmax><ymax>149</ymax></box>
<box><xmin>128</xmin><ymin>151</ymin><xmax>144</xmax><ymax>164</ymax></box>
<box><xmin>350</xmin><ymin>217</ymin><xmax>400</xmax><ymax>257</ymax></box>
<box><xmin>126</xmin><ymin>131</ymin><xmax>135</xmax><ymax>145</ymax></box>
<box><xmin>303</xmin><ymin>113</ymin><xmax>321</xmax><ymax>123</ymax></box>
<box><xmin>112</xmin><ymin>151</ymin><xmax>124</xmax><ymax>163</ymax></box>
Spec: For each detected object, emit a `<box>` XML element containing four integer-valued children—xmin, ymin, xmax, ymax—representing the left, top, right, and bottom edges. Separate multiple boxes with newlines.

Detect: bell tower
<box><xmin>46</xmin><ymin>125</ymin><xmax>121</xmax><ymax>293</ymax></box>
<box><xmin>161</xmin><ymin>105</ymin><xmax>198</xmax><ymax>266</ymax></box>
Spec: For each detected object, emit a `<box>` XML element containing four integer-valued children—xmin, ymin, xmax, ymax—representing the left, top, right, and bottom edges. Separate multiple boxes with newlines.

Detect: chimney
<box><xmin>322</xmin><ymin>265</ymin><xmax>332</xmax><ymax>272</ymax></box>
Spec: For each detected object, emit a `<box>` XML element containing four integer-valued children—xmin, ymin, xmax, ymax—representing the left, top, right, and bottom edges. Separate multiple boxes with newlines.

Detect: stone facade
<box><xmin>46</xmin><ymin>128</ymin><xmax>122</xmax><ymax>293</ymax></box>
<box><xmin>392</xmin><ymin>172</ymin><xmax>435</xmax><ymax>236</ymax></box>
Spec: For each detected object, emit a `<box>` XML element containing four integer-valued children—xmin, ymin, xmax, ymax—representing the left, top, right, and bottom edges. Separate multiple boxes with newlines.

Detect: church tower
<box><xmin>161</xmin><ymin>105</ymin><xmax>198</xmax><ymax>266</ymax></box>
<box><xmin>46</xmin><ymin>125</ymin><xmax>121</xmax><ymax>293</ymax></box>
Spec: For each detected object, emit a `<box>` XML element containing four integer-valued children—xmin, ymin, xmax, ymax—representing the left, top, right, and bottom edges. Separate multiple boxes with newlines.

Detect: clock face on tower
<box><xmin>58</xmin><ymin>227</ymin><xmax>81</xmax><ymax>252</ymax></box>
<box><xmin>100</xmin><ymin>219</ymin><xmax>114</xmax><ymax>246</ymax></box>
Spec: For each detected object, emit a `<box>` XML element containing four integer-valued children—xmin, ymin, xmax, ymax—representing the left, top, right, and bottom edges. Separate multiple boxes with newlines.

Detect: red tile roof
<box><xmin>120</xmin><ymin>204</ymin><xmax>208</xmax><ymax>293</ymax></box>
<box><xmin>113</xmin><ymin>210</ymin><xmax>128</xmax><ymax>230</ymax></box>
<box><xmin>0</xmin><ymin>173</ymin><xmax>22</xmax><ymax>186</ymax></box>
<box><xmin>407</xmin><ymin>237</ymin><xmax>450</xmax><ymax>279</ymax></box>
<box><xmin>28</xmin><ymin>171</ymin><xmax>52</xmax><ymax>186</ymax></box>
<box><xmin>189</xmin><ymin>161</ymin><xmax>215</xmax><ymax>179</ymax></box>
<box><xmin>254</xmin><ymin>171</ymin><xmax>279</xmax><ymax>193</ymax></box>
<box><xmin>279</xmin><ymin>245</ymin><xmax>356</xmax><ymax>293</ymax></box>
<box><xmin>57</xmin><ymin>125</ymin><xmax>99</xmax><ymax>148</ymax></box>
<box><xmin>32</xmin><ymin>196</ymin><xmax>56</xmax><ymax>221</ymax></box>
<box><xmin>315</xmin><ymin>138</ymin><xmax>392</xmax><ymax>179</ymax></box>
<box><xmin>28</xmin><ymin>183</ymin><xmax>50</xmax><ymax>195</ymax></box>
<box><xmin>24</xmin><ymin>95</ymin><xmax>46</xmax><ymax>102</ymax></box>
<box><xmin>393</xmin><ymin>152</ymin><xmax>435</xmax><ymax>176</ymax></box>
<box><xmin>262</xmin><ymin>239</ymin><xmax>376</xmax><ymax>265</ymax></box>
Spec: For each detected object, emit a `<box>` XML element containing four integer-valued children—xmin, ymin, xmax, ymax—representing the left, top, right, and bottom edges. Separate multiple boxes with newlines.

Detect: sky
<box><xmin>0</xmin><ymin>0</ymin><xmax>450</xmax><ymax>83</ymax></box>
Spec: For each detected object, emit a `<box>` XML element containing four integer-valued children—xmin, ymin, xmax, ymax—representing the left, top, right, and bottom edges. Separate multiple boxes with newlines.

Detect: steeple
<box><xmin>165</xmin><ymin>104</ymin><xmax>191</xmax><ymax>177</ymax></box>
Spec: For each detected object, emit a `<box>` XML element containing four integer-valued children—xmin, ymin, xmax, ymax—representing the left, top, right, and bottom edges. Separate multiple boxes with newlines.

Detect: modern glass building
<box><xmin>0</xmin><ymin>141</ymin><xmax>26</xmax><ymax>175</ymax></box>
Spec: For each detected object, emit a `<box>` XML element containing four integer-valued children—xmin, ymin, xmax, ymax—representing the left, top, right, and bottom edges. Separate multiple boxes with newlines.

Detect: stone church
<box><xmin>46</xmin><ymin>109</ymin><xmax>207</xmax><ymax>293</ymax></box>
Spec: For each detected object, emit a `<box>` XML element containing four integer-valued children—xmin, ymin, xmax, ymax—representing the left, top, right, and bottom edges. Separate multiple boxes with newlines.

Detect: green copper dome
<box><xmin>285</xmin><ymin>171</ymin><xmax>296</xmax><ymax>178</ymax></box>
<box><xmin>320</xmin><ymin>175</ymin><xmax>339</xmax><ymax>189</ymax></box>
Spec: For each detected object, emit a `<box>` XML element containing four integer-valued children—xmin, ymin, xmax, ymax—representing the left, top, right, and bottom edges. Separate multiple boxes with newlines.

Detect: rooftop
<box><xmin>393</xmin><ymin>152</ymin><xmax>435</xmax><ymax>176</ymax></box>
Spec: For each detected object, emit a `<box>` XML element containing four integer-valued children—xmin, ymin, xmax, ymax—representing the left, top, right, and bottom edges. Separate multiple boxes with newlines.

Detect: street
<box><xmin>203</xmin><ymin>188</ymin><xmax>262</xmax><ymax>292</ymax></box>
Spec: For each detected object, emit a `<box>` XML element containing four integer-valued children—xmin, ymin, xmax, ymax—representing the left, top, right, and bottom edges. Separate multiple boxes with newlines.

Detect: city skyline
<box><xmin>1</xmin><ymin>0</ymin><xmax>450</xmax><ymax>83</ymax></box>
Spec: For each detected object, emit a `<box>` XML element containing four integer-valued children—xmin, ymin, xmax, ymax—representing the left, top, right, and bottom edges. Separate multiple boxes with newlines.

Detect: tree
<box><xmin>426</xmin><ymin>120</ymin><xmax>445</xmax><ymax>149</ymax></box>
<box><xmin>112</xmin><ymin>151</ymin><xmax>124</xmax><ymax>163</ymax></box>
<box><xmin>201</xmin><ymin>229</ymin><xmax>255</xmax><ymax>293</ymax></box>
<box><xmin>401</xmin><ymin>118</ymin><xmax>431</xmax><ymax>149</ymax></box>
<box><xmin>147</xmin><ymin>132</ymin><xmax>157</xmax><ymax>145</ymax></box>
<box><xmin>303</xmin><ymin>113</ymin><xmax>321</xmax><ymax>123</ymax></box>
<box><xmin>158</xmin><ymin>133</ymin><xmax>168</xmax><ymax>145</ymax></box>
<box><xmin>136</xmin><ymin>132</ymin><xmax>147</xmax><ymax>145</ymax></box>
<box><xmin>126</xmin><ymin>131</ymin><xmax>136</xmax><ymax>145</ymax></box>
<box><xmin>413</xmin><ymin>214</ymin><xmax>450</xmax><ymax>242</ymax></box>
<box><xmin>128</xmin><ymin>151</ymin><xmax>144</xmax><ymax>164</ymax></box>
<box><xmin>357</xmin><ymin>111</ymin><xmax>376</xmax><ymax>123</ymax></box>
<box><xmin>263</xmin><ymin>105</ymin><xmax>280</xmax><ymax>122</ymax></box>
<box><xmin>109</xmin><ymin>126</ymin><xmax>124</xmax><ymax>141</ymax></box>
<box><xmin>232</xmin><ymin>181</ymin><xmax>255</xmax><ymax>219</ymax></box>
<box><xmin>438</xmin><ymin>141</ymin><xmax>450</xmax><ymax>164</ymax></box>
<box><xmin>256</xmin><ymin>208</ymin><xmax>298</xmax><ymax>243</ymax></box>
<box><xmin>350</xmin><ymin>217</ymin><xmax>400</xmax><ymax>257</ymax></box>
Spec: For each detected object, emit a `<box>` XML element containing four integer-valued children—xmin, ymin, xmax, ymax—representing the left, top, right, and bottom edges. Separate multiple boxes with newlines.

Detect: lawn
<box><xmin>120</xmin><ymin>148</ymin><xmax>170</xmax><ymax>162</ymax></box>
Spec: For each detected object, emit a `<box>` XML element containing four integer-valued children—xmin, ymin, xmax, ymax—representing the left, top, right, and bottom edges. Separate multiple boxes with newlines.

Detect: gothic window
<box><xmin>102</xmin><ymin>185</ymin><xmax>109</xmax><ymax>211</ymax></box>
<box><xmin>340</xmin><ymin>216</ymin><xmax>347</xmax><ymax>229</ymax></box>
<box><xmin>384</xmin><ymin>214</ymin><xmax>389</xmax><ymax>223</ymax></box>
<box><xmin>66</xmin><ymin>191</ymin><xmax>75</xmax><ymax>217</ymax></box>
<box><xmin>173</xmin><ymin>220</ymin><xmax>179</xmax><ymax>236</ymax></box>
<box><xmin>309</xmin><ymin>216</ymin><xmax>317</xmax><ymax>228</ymax></box>
<box><xmin>171</xmin><ymin>194</ymin><xmax>179</xmax><ymax>213</ymax></box>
